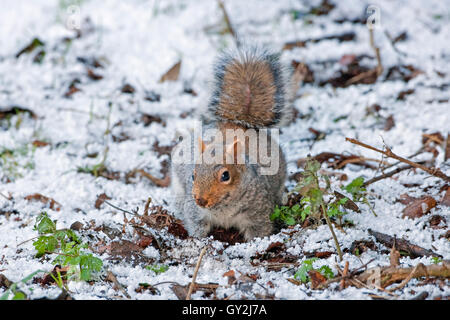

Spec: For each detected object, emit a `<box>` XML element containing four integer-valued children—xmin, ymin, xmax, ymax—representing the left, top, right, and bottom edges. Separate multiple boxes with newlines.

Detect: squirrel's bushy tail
<box><xmin>207</xmin><ymin>47</ymin><xmax>292</xmax><ymax>128</ymax></box>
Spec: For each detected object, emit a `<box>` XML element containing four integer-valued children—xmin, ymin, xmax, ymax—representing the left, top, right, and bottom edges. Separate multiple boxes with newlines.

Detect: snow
<box><xmin>0</xmin><ymin>0</ymin><xmax>449</xmax><ymax>300</ymax></box>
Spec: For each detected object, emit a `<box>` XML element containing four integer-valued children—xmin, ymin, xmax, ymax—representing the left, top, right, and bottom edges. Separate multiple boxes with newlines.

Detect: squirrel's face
<box><xmin>192</xmin><ymin>164</ymin><xmax>242</xmax><ymax>209</ymax></box>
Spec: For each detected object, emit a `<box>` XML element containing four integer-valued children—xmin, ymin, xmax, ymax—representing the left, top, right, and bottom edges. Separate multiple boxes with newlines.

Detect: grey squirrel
<box><xmin>170</xmin><ymin>47</ymin><xmax>292</xmax><ymax>241</ymax></box>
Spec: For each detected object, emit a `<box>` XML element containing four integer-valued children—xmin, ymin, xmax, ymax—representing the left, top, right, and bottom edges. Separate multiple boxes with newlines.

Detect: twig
<box><xmin>335</xmin><ymin>156</ymin><xmax>390</xmax><ymax>169</ymax></box>
<box><xmin>143</xmin><ymin>197</ymin><xmax>152</xmax><ymax>216</ymax></box>
<box><xmin>132</xmin><ymin>169</ymin><xmax>170</xmax><ymax>188</ymax></box>
<box><xmin>106</xmin><ymin>270</ymin><xmax>131</xmax><ymax>299</ymax></box>
<box><xmin>0</xmin><ymin>192</ymin><xmax>12</xmax><ymax>201</ymax></box>
<box><xmin>383</xmin><ymin>30</ymin><xmax>407</xmax><ymax>57</ymax></box>
<box><xmin>217</xmin><ymin>0</ymin><xmax>240</xmax><ymax>48</ymax></box>
<box><xmin>152</xmin><ymin>281</ymin><xmax>183</xmax><ymax>287</ymax></box>
<box><xmin>340</xmin><ymin>261</ymin><xmax>349</xmax><ymax>290</ymax></box>
<box><xmin>363</xmin><ymin>164</ymin><xmax>415</xmax><ymax>187</ymax></box>
<box><xmin>358</xmin><ymin>261</ymin><xmax>449</xmax><ymax>288</ymax></box>
<box><xmin>388</xmin><ymin>263</ymin><xmax>424</xmax><ymax>292</ymax></box>
<box><xmin>368</xmin><ymin>229</ymin><xmax>442</xmax><ymax>258</ymax></box>
<box><xmin>103</xmin><ymin>200</ymin><xmax>138</xmax><ymax>216</ymax></box>
<box><xmin>345</xmin><ymin>137</ymin><xmax>450</xmax><ymax>182</ymax></box>
<box><xmin>321</xmin><ymin>204</ymin><xmax>343</xmax><ymax>261</ymax></box>
<box><xmin>369</xmin><ymin>28</ymin><xmax>383</xmax><ymax>76</ymax></box>
<box><xmin>186</xmin><ymin>246</ymin><xmax>207</xmax><ymax>300</ymax></box>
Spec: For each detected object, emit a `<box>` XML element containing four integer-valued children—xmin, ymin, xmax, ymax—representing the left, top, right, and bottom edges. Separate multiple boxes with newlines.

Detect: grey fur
<box><xmin>171</xmin><ymin>136</ymin><xmax>286</xmax><ymax>241</ymax></box>
<box><xmin>170</xmin><ymin>47</ymin><xmax>290</xmax><ymax>241</ymax></box>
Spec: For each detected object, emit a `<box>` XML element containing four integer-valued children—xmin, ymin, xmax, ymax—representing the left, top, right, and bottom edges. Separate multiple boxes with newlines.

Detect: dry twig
<box><xmin>217</xmin><ymin>0</ymin><xmax>240</xmax><ymax>48</ymax></box>
<box><xmin>346</xmin><ymin>137</ymin><xmax>450</xmax><ymax>182</ymax></box>
<box><xmin>186</xmin><ymin>246</ymin><xmax>208</xmax><ymax>300</ymax></box>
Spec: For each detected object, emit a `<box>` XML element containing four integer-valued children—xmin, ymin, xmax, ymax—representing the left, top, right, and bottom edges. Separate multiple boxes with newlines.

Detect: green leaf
<box><xmin>146</xmin><ymin>264</ymin><xmax>169</xmax><ymax>275</ymax></box>
<box><xmin>285</xmin><ymin>216</ymin><xmax>296</xmax><ymax>226</ymax></box>
<box><xmin>12</xmin><ymin>291</ymin><xmax>26</xmax><ymax>300</ymax></box>
<box><xmin>78</xmin><ymin>253</ymin><xmax>103</xmax><ymax>281</ymax></box>
<box><xmin>34</xmin><ymin>212</ymin><xmax>56</xmax><ymax>234</ymax></box>
<box><xmin>318</xmin><ymin>265</ymin><xmax>334</xmax><ymax>279</ymax></box>
<box><xmin>431</xmin><ymin>257</ymin><xmax>443</xmax><ymax>264</ymax></box>
<box><xmin>33</xmin><ymin>236</ymin><xmax>58</xmax><ymax>257</ymax></box>
<box><xmin>344</xmin><ymin>177</ymin><xmax>365</xmax><ymax>196</ymax></box>
<box><xmin>294</xmin><ymin>258</ymin><xmax>318</xmax><ymax>283</ymax></box>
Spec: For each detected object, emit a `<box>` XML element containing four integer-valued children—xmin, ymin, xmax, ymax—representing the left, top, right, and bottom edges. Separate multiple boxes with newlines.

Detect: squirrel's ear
<box><xmin>198</xmin><ymin>137</ymin><xmax>206</xmax><ymax>154</ymax></box>
<box><xmin>226</xmin><ymin>138</ymin><xmax>243</xmax><ymax>163</ymax></box>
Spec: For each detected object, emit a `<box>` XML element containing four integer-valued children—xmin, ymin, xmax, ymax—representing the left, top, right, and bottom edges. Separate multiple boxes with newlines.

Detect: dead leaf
<box><xmin>334</xmin><ymin>191</ymin><xmax>360</xmax><ymax>212</ymax></box>
<box><xmin>441</xmin><ymin>187</ymin><xmax>450</xmax><ymax>207</ymax></box>
<box><xmin>390</xmin><ymin>241</ymin><xmax>400</xmax><ymax>267</ymax></box>
<box><xmin>397</xmin><ymin>89</ymin><xmax>415</xmax><ymax>101</ymax></box>
<box><xmin>159</xmin><ymin>60</ymin><xmax>181</xmax><ymax>83</ymax></box>
<box><xmin>0</xmin><ymin>106</ymin><xmax>37</xmax><ymax>120</ymax></box>
<box><xmin>24</xmin><ymin>193</ymin><xmax>61</xmax><ymax>211</ymax></box>
<box><xmin>152</xmin><ymin>141</ymin><xmax>174</xmax><ymax>157</ymax></box>
<box><xmin>70</xmin><ymin>221</ymin><xmax>83</xmax><ymax>231</ymax></box>
<box><xmin>95</xmin><ymin>193</ymin><xmax>111</xmax><ymax>209</ymax></box>
<box><xmin>141</xmin><ymin>114</ymin><xmax>166</xmax><ymax>127</ymax></box>
<box><xmin>135</xmin><ymin>283</ymin><xmax>158</xmax><ymax>295</ymax></box>
<box><xmin>402</xmin><ymin>196</ymin><xmax>437</xmax><ymax>219</ymax></box>
<box><xmin>383</xmin><ymin>115</ymin><xmax>395</xmax><ymax>131</ymax></box>
<box><xmin>64</xmin><ymin>80</ymin><xmax>82</xmax><ymax>98</ymax></box>
<box><xmin>348</xmin><ymin>240</ymin><xmax>377</xmax><ymax>255</ymax></box>
<box><xmin>222</xmin><ymin>270</ymin><xmax>236</xmax><ymax>285</ymax></box>
<box><xmin>87</xmin><ymin>69</ymin><xmax>103</xmax><ymax>81</ymax></box>
<box><xmin>16</xmin><ymin>38</ymin><xmax>45</xmax><ymax>58</ymax></box>
<box><xmin>398</xmin><ymin>193</ymin><xmax>417</xmax><ymax>205</ymax></box>
<box><xmin>428</xmin><ymin>215</ymin><xmax>446</xmax><ymax>229</ymax></box>
<box><xmin>121</xmin><ymin>83</ymin><xmax>135</xmax><ymax>94</ymax></box>
<box><xmin>167</xmin><ymin>221</ymin><xmax>189</xmax><ymax>239</ymax></box>
<box><xmin>0</xmin><ymin>274</ymin><xmax>12</xmax><ymax>289</ymax></box>
<box><xmin>137</xmin><ymin>235</ymin><xmax>154</xmax><ymax>248</ymax></box>
<box><xmin>32</xmin><ymin>140</ymin><xmax>49</xmax><ymax>148</ymax></box>
<box><xmin>171</xmin><ymin>284</ymin><xmax>189</xmax><ymax>300</ymax></box>
<box><xmin>308</xmin><ymin>270</ymin><xmax>327</xmax><ymax>289</ymax></box>
<box><xmin>445</xmin><ymin>134</ymin><xmax>450</xmax><ymax>161</ymax></box>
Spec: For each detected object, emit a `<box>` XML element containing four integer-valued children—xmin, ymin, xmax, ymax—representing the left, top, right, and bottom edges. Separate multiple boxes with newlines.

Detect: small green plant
<box><xmin>342</xmin><ymin>176</ymin><xmax>377</xmax><ymax>216</ymax></box>
<box><xmin>0</xmin><ymin>270</ymin><xmax>45</xmax><ymax>300</ymax></box>
<box><xmin>146</xmin><ymin>264</ymin><xmax>169</xmax><ymax>275</ymax></box>
<box><xmin>270</xmin><ymin>204</ymin><xmax>303</xmax><ymax>226</ymax></box>
<box><xmin>271</xmin><ymin>158</ymin><xmax>379</xmax><ymax>261</ymax></box>
<box><xmin>32</xmin><ymin>212</ymin><xmax>103</xmax><ymax>282</ymax></box>
<box><xmin>431</xmin><ymin>257</ymin><xmax>443</xmax><ymax>264</ymax></box>
<box><xmin>294</xmin><ymin>258</ymin><xmax>334</xmax><ymax>283</ymax></box>
<box><xmin>0</xmin><ymin>144</ymin><xmax>36</xmax><ymax>182</ymax></box>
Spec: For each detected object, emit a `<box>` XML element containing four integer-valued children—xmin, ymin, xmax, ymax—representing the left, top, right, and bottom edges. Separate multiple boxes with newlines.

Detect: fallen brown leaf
<box><xmin>159</xmin><ymin>60</ymin><xmax>181</xmax><ymax>83</ymax></box>
<box><xmin>308</xmin><ymin>270</ymin><xmax>327</xmax><ymax>289</ymax></box>
<box><xmin>402</xmin><ymin>196</ymin><xmax>437</xmax><ymax>219</ymax></box>
<box><xmin>441</xmin><ymin>187</ymin><xmax>450</xmax><ymax>206</ymax></box>
<box><xmin>24</xmin><ymin>193</ymin><xmax>61</xmax><ymax>211</ymax></box>
<box><xmin>32</xmin><ymin>140</ymin><xmax>49</xmax><ymax>148</ymax></box>
<box><xmin>95</xmin><ymin>193</ymin><xmax>111</xmax><ymax>209</ymax></box>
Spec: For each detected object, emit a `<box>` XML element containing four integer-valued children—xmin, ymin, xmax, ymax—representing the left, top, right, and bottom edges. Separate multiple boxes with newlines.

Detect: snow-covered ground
<box><xmin>0</xmin><ymin>0</ymin><xmax>449</xmax><ymax>300</ymax></box>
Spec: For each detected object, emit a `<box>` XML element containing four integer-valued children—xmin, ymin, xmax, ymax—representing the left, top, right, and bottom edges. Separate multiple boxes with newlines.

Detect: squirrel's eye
<box><xmin>220</xmin><ymin>170</ymin><xmax>230</xmax><ymax>182</ymax></box>
<box><xmin>192</xmin><ymin>174</ymin><xmax>195</xmax><ymax>181</ymax></box>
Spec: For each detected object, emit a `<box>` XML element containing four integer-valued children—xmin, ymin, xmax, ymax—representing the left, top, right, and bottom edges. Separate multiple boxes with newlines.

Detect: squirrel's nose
<box><xmin>195</xmin><ymin>197</ymin><xmax>208</xmax><ymax>207</ymax></box>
